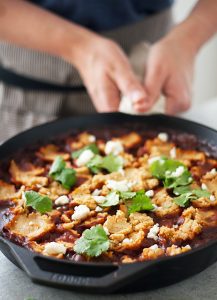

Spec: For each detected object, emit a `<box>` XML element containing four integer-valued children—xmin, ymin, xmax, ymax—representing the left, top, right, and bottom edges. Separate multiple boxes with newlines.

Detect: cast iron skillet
<box><xmin>0</xmin><ymin>113</ymin><xmax>217</xmax><ymax>294</ymax></box>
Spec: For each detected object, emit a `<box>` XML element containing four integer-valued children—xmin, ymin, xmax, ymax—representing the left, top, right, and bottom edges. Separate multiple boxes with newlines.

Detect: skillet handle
<box><xmin>3</xmin><ymin>239</ymin><xmax>155</xmax><ymax>293</ymax></box>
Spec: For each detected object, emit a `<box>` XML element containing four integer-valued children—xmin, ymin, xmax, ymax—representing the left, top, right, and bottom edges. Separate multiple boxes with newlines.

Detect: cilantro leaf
<box><xmin>192</xmin><ymin>189</ymin><xmax>211</xmax><ymax>198</ymax></box>
<box><xmin>173</xmin><ymin>192</ymin><xmax>195</xmax><ymax>207</ymax></box>
<box><xmin>119</xmin><ymin>191</ymin><xmax>136</xmax><ymax>200</ymax></box>
<box><xmin>87</xmin><ymin>154</ymin><xmax>123</xmax><ymax>174</ymax></box>
<box><xmin>71</xmin><ymin>144</ymin><xmax>99</xmax><ymax>159</ymax></box>
<box><xmin>173</xmin><ymin>185</ymin><xmax>191</xmax><ymax>195</ymax></box>
<box><xmin>86</xmin><ymin>155</ymin><xmax>103</xmax><ymax>174</ymax></box>
<box><xmin>100</xmin><ymin>191</ymin><xmax>120</xmax><ymax>207</ymax></box>
<box><xmin>128</xmin><ymin>190</ymin><xmax>154</xmax><ymax>214</ymax></box>
<box><xmin>49</xmin><ymin>156</ymin><xmax>76</xmax><ymax>190</ymax></box>
<box><xmin>74</xmin><ymin>225</ymin><xmax>109</xmax><ymax>257</ymax></box>
<box><xmin>53</xmin><ymin>168</ymin><xmax>76</xmax><ymax>190</ymax></box>
<box><xmin>49</xmin><ymin>156</ymin><xmax>66</xmax><ymax>175</ymax></box>
<box><xmin>150</xmin><ymin>158</ymin><xmax>192</xmax><ymax>189</ymax></box>
<box><xmin>25</xmin><ymin>191</ymin><xmax>52</xmax><ymax>213</ymax></box>
<box><xmin>101</xmin><ymin>154</ymin><xmax>123</xmax><ymax>173</ymax></box>
<box><xmin>174</xmin><ymin>189</ymin><xmax>211</xmax><ymax>207</ymax></box>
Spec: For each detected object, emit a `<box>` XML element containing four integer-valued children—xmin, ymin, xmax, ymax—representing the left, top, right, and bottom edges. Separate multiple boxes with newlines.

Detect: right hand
<box><xmin>72</xmin><ymin>35</ymin><xmax>148</xmax><ymax>112</ymax></box>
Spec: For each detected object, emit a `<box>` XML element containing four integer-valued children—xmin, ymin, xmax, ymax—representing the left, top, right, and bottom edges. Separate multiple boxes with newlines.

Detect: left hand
<box><xmin>136</xmin><ymin>33</ymin><xmax>196</xmax><ymax>115</ymax></box>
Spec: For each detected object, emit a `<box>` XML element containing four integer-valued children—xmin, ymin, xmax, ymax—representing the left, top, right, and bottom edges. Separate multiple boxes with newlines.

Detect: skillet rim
<box><xmin>0</xmin><ymin>112</ymin><xmax>217</xmax><ymax>268</ymax></box>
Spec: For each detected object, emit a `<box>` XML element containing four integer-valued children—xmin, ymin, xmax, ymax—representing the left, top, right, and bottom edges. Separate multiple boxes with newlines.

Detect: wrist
<box><xmin>55</xmin><ymin>23</ymin><xmax>100</xmax><ymax>69</ymax></box>
<box><xmin>165</xmin><ymin>16</ymin><xmax>211</xmax><ymax>57</ymax></box>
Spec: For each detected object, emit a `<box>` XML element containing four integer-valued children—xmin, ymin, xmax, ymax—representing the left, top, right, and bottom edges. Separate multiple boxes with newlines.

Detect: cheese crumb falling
<box><xmin>105</xmin><ymin>140</ymin><xmax>123</xmax><ymax>156</ymax></box>
<box><xmin>76</xmin><ymin>149</ymin><xmax>95</xmax><ymax>167</ymax></box>
<box><xmin>71</xmin><ymin>205</ymin><xmax>90</xmax><ymax>220</ymax></box>
<box><xmin>147</xmin><ymin>223</ymin><xmax>160</xmax><ymax>241</ymax></box>
<box><xmin>158</xmin><ymin>132</ymin><xmax>168</xmax><ymax>142</ymax></box>
<box><xmin>44</xmin><ymin>242</ymin><xmax>67</xmax><ymax>256</ymax></box>
<box><xmin>55</xmin><ymin>195</ymin><xmax>69</xmax><ymax>206</ymax></box>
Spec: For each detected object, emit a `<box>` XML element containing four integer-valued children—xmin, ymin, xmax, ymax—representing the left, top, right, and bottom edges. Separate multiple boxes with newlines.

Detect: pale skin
<box><xmin>0</xmin><ymin>0</ymin><xmax>217</xmax><ymax>114</ymax></box>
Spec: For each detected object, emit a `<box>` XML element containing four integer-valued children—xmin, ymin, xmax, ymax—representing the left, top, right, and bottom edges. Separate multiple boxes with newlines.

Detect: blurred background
<box><xmin>174</xmin><ymin>0</ymin><xmax>217</xmax><ymax>104</ymax></box>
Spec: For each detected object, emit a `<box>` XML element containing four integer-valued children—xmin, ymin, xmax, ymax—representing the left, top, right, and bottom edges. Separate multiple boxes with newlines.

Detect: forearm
<box><xmin>167</xmin><ymin>0</ymin><xmax>217</xmax><ymax>54</ymax></box>
<box><xmin>0</xmin><ymin>0</ymin><xmax>98</xmax><ymax>67</ymax></box>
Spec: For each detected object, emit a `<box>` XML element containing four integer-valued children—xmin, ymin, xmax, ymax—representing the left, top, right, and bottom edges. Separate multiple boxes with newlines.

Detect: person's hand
<box><xmin>143</xmin><ymin>33</ymin><xmax>196</xmax><ymax>115</ymax></box>
<box><xmin>73</xmin><ymin>34</ymin><xmax>147</xmax><ymax>112</ymax></box>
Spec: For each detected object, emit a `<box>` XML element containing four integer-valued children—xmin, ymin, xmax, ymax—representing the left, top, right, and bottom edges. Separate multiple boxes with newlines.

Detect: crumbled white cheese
<box><xmin>95</xmin><ymin>206</ymin><xmax>103</xmax><ymax>212</ymax></box>
<box><xmin>148</xmin><ymin>156</ymin><xmax>162</xmax><ymax>165</ymax></box>
<box><xmin>105</xmin><ymin>140</ymin><xmax>123</xmax><ymax>156</ymax></box>
<box><xmin>170</xmin><ymin>166</ymin><xmax>185</xmax><ymax>178</ymax></box>
<box><xmin>149</xmin><ymin>244</ymin><xmax>159</xmax><ymax>250</ymax></box>
<box><xmin>170</xmin><ymin>147</ymin><xmax>177</xmax><ymax>159</ymax></box>
<box><xmin>122</xmin><ymin>238</ymin><xmax>132</xmax><ymax>244</ymax></box>
<box><xmin>210</xmin><ymin>168</ymin><xmax>217</xmax><ymax>175</ymax></box>
<box><xmin>93</xmin><ymin>195</ymin><xmax>106</xmax><ymax>204</ymax></box>
<box><xmin>158</xmin><ymin>132</ymin><xmax>168</xmax><ymax>142</ymax></box>
<box><xmin>173</xmin><ymin>224</ymin><xmax>178</xmax><ymax>229</ymax></box>
<box><xmin>201</xmin><ymin>183</ymin><xmax>208</xmax><ymax>190</ymax></box>
<box><xmin>55</xmin><ymin>195</ymin><xmax>69</xmax><ymax>206</ymax></box>
<box><xmin>210</xmin><ymin>195</ymin><xmax>216</xmax><ymax>202</ymax></box>
<box><xmin>71</xmin><ymin>205</ymin><xmax>90</xmax><ymax>220</ymax></box>
<box><xmin>88</xmin><ymin>135</ymin><xmax>96</xmax><ymax>143</ymax></box>
<box><xmin>44</xmin><ymin>242</ymin><xmax>67</xmax><ymax>256</ymax></box>
<box><xmin>92</xmin><ymin>189</ymin><xmax>101</xmax><ymax>196</ymax></box>
<box><xmin>147</xmin><ymin>223</ymin><xmax>160</xmax><ymax>241</ymax></box>
<box><xmin>106</xmin><ymin>180</ymin><xmax>132</xmax><ymax>192</ymax></box>
<box><xmin>145</xmin><ymin>190</ymin><xmax>154</xmax><ymax>198</ymax></box>
<box><xmin>76</xmin><ymin>149</ymin><xmax>95</xmax><ymax>167</ymax></box>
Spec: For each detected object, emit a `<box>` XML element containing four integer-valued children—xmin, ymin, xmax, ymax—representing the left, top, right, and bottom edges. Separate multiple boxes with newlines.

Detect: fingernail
<box><xmin>129</xmin><ymin>90</ymin><xmax>146</xmax><ymax>104</ymax></box>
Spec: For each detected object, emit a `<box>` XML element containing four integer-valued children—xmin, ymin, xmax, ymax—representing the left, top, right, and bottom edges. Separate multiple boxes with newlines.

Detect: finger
<box><xmin>165</xmin><ymin>81</ymin><xmax>191</xmax><ymax>114</ymax></box>
<box><xmin>144</xmin><ymin>61</ymin><xmax>165</xmax><ymax>109</ymax></box>
<box><xmin>90</xmin><ymin>74</ymin><xmax>120</xmax><ymax>112</ymax></box>
<box><xmin>110</xmin><ymin>55</ymin><xmax>149</xmax><ymax>112</ymax></box>
<box><xmin>165</xmin><ymin>90</ymin><xmax>191</xmax><ymax>115</ymax></box>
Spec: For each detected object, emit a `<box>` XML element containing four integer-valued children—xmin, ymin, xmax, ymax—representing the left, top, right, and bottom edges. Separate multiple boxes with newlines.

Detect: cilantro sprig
<box><xmin>74</xmin><ymin>225</ymin><xmax>109</xmax><ymax>257</ymax></box>
<box><xmin>150</xmin><ymin>157</ymin><xmax>192</xmax><ymax>189</ymax></box>
<box><xmin>174</xmin><ymin>187</ymin><xmax>211</xmax><ymax>207</ymax></box>
<box><xmin>127</xmin><ymin>190</ymin><xmax>154</xmax><ymax>214</ymax></box>
<box><xmin>71</xmin><ymin>144</ymin><xmax>99</xmax><ymax>159</ymax></box>
<box><xmin>25</xmin><ymin>191</ymin><xmax>52</xmax><ymax>213</ymax></box>
<box><xmin>49</xmin><ymin>156</ymin><xmax>76</xmax><ymax>190</ymax></box>
<box><xmin>99</xmin><ymin>191</ymin><xmax>120</xmax><ymax>207</ymax></box>
<box><xmin>87</xmin><ymin>154</ymin><xmax>123</xmax><ymax>174</ymax></box>
<box><xmin>71</xmin><ymin>143</ymin><xmax>123</xmax><ymax>174</ymax></box>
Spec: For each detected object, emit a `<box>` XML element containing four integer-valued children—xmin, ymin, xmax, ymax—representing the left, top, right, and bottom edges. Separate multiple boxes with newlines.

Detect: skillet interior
<box><xmin>0</xmin><ymin>112</ymin><xmax>217</xmax><ymax>293</ymax></box>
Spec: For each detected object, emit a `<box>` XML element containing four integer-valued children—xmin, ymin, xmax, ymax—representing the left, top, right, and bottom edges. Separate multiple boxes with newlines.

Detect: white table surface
<box><xmin>1</xmin><ymin>99</ymin><xmax>217</xmax><ymax>300</ymax></box>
